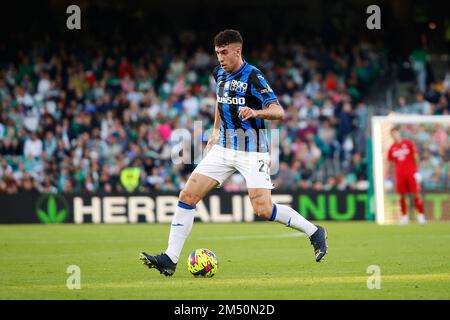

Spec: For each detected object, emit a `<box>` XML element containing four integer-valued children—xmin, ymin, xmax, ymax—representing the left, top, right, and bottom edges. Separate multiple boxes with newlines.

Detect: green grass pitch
<box><xmin>1</xmin><ymin>222</ymin><xmax>449</xmax><ymax>299</ymax></box>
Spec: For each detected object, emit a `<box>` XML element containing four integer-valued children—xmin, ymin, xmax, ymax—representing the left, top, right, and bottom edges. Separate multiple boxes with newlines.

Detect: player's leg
<box><xmin>236</xmin><ymin>151</ymin><xmax>328</xmax><ymax>262</ymax></box>
<box><xmin>247</xmin><ymin>188</ymin><xmax>328</xmax><ymax>262</ymax></box>
<box><xmin>237</xmin><ymin>155</ymin><xmax>318</xmax><ymax>236</ymax></box>
<box><xmin>396</xmin><ymin>176</ymin><xmax>409</xmax><ymax>224</ymax></box>
<box><xmin>408</xmin><ymin>174</ymin><xmax>426</xmax><ymax>224</ymax></box>
<box><xmin>140</xmin><ymin>173</ymin><xmax>220</xmax><ymax>276</ymax></box>
<box><xmin>413</xmin><ymin>193</ymin><xmax>426</xmax><ymax>224</ymax></box>
<box><xmin>165</xmin><ymin>172</ymin><xmax>219</xmax><ymax>263</ymax></box>
<box><xmin>399</xmin><ymin>193</ymin><xmax>409</xmax><ymax>225</ymax></box>
<box><xmin>140</xmin><ymin>145</ymin><xmax>235</xmax><ymax>275</ymax></box>
<box><xmin>247</xmin><ymin>188</ymin><xmax>317</xmax><ymax>235</ymax></box>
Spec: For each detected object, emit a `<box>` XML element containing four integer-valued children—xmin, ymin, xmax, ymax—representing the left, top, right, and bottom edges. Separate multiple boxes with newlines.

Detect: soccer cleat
<box><xmin>417</xmin><ymin>214</ymin><xmax>426</xmax><ymax>225</ymax></box>
<box><xmin>309</xmin><ymin>225</ymin><xmax>328</xmax><ymax>262</ymax></box>
<box><xmin>139</xmin><ymin>252</ymin><xmax>177</xmax><ymax>276</ymax></box>
<box><xmin>400</xmin><ymin>215</ymin><xmax>409</xmax><ymax>225</ymax></box>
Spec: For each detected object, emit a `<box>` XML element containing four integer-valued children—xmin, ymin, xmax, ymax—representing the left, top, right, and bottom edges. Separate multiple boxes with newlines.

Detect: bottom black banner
<box><xmin>0</xmin><ymin>300</ymin><xmax>442</xmax><ymax>319</ymax></box>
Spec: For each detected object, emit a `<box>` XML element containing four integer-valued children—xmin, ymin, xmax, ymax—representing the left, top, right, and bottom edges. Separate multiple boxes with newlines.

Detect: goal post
<box><xmin>371</xmin><ymin>114</ymin><xmax>450</xmax><ymax>225</ymax></box>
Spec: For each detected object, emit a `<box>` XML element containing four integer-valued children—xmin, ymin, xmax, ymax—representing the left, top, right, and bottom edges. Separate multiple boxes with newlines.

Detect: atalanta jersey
<box><xmin>212</xmin><ymin>61</ymin><xmax>279</xmax><ymax>153</ymax></box>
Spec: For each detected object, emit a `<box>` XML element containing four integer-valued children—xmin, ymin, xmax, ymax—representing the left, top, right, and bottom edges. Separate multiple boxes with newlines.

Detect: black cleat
<box><xmin>309</xmin><ymin>225</ymin><xmax>328</xmax><ymax>262</ymax></box>
<box><xmin>139</xmin><ymin>252</ymin><xmax>177</xmax><ymax>276</ymax></box>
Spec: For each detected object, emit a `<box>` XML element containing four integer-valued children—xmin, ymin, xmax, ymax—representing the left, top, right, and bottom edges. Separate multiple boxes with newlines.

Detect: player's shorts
<box><xmin>192</xmin><ymin>144</ymin><xmax>274</xmax><ymax>189</ymax></box>
<box><xmin>395</xmin><ymin>173</ymin><xmax>420</xmax><ymax>194</ymax></box>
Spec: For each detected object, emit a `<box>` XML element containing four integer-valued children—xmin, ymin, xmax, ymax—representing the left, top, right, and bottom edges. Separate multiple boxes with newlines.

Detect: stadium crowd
<box><xmin>392</xmin><ymin>74</ymin><xmax>450</xmax><ymax>191</ymax></box>
<box><xmin>2</xmin><ymin>33</ymin><xmax>440</xmax><ymax>194</ymax></box>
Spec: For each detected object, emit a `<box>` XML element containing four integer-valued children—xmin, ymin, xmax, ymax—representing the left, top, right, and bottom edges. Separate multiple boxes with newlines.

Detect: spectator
<box><xmin>0</xmin><ymin>33</ymin><xmax>389</xmax><ymax>193</ymax></box>
<box><xmin>23</xmin><ymin>132</ymin><xmax>43</xmax><ymax>158</ymax></box>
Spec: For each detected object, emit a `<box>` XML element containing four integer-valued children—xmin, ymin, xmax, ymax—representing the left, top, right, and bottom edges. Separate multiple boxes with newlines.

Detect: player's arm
<box><xmin>239</xmin><ymin>103</ymin><xmax>284</xmax><ymax>121</ymax></box>
<box><xmin>412</xmin><ymin>143</ymin><xmax>420</xmax><ymax>166</ymax></box>
<box><xmin>239</xmin><ymin>70</ymin><xmax>284</xmax><ymax>121</ymax></box>
<box><xmin>386</xmin><ymin>146</ymin><xmax>394</xmax><ymax>178</ymax></box>
<box><xmin>411</xmin><ymin>141</ymin><xmax>422</xmax><ymax>182</ymax></box>
<box><xmin>205</xmin><ymin>101</ymin><xmax>220</xmax><ymax>153</ymax></box>
<box><xmin>385</xmin><ymin>161</ymin><xmax>394</xmax><ymax>179</ymax></box>
<box><xmin>384</xmin><ymin>156</ymin><xmax>395</xmax><ymax>190</ymax></box>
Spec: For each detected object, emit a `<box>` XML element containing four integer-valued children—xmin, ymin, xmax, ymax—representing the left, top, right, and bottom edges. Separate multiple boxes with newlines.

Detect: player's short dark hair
<box><xmin>214</xmin><ymin>29</ymin><xmax>243</xmax><ymax>47</ymax></box>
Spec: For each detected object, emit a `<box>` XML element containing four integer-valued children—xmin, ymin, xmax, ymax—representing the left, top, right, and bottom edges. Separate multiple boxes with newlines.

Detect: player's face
<box><xmin>391</xmin><ymin>130</ymin><xmax>401</xmax><ymax>142</ymax></box>
<box><xmin>215</xmin><ymin>43</ymin><xmax>241</xmax><ymax>73</ymax></box>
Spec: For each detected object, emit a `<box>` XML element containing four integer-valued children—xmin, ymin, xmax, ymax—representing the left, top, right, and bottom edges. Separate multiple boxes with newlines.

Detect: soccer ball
<box><xmin>187</xmin><ymin>248</ymin><xmax>219</xmax><ymax>278</ymax></box>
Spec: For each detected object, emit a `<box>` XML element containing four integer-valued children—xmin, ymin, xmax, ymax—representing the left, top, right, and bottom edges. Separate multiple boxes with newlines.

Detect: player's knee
<box><xmin>179</xmin><ymin>189</ymin><xmax>200</xmax><ymax>206</ymax></box>
<box><xmin>253</xmin><ymin>203</ymin><xmax>273</xmax><ymax>220</ymax></box>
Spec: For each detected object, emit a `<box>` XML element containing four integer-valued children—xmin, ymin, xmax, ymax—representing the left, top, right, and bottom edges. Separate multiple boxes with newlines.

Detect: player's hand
<box><xmin>384</xmin><ymin>179</ymin><xmax>393</xmax><ymax>190</ymax></box>
<box><xmin>414</xmin><ymin>172</ymin><xmax>422</xmax><ymax>183</ymax></box>
<box><xmin>238</xmin><ymin>107</ymin><xmax>257</xmax><ymax>121</ymax></box>
<box><xmin>204</xmin><ymin>136</ymin><xmax>218</xmax><ymax>155</ymax></box>
<box><xmin>204</xmin><ymin>142</ymin><xmax>213</xmax><ymax>155</ymax></box>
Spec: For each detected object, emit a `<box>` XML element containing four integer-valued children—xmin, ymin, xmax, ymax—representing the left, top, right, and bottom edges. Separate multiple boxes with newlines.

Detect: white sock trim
<box><xmin>272</xmin><ymin>203</ymin><xmax>318</xmax><ymax>237</ymax></box>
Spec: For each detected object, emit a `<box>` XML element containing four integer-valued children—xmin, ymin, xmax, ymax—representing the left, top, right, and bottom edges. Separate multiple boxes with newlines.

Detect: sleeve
<box><xmin>387</xmin><ymin>145</ymin><xmax>394</xmax><ymax>162</ymax></box>
<box><xmin>211</xmin><ymin>65</ymin><xmax>220</xmax><ymax>83</ymax></box>
<box><xmin>249</xmin><ymin>70</ymin><xmax>279</xmax><ymax>107</ymax></box>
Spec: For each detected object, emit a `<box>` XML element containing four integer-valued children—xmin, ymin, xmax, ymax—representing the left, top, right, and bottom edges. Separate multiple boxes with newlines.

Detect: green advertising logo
<box><xmin>298</xmin><ymin>193</ymin><xmax>368</xmax><ymax>221</ymax></box>
<box><xmin>120</xmin><ymin>167</ymin><xmax>141</xmax><ymax>192</ymax></box>
<box><xmin>36</xmin><ymin>194</ymin><xmax>68</xmax><ymax>224</ymax></box>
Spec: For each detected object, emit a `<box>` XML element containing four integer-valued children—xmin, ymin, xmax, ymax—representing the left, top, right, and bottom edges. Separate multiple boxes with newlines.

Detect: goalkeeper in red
<box><xmin>139</xmin><ymin>29</ymin><xmax>328</xmax><ymax>276</ymax></box>
<box><xmin>387</xmin><ymin>127</ymin><xmax>426</xmax><ymax>225</ymax></box>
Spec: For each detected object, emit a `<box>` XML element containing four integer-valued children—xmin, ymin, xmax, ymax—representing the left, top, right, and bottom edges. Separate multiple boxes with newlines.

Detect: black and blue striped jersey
<box><xmin>212</xmin><ymin>61</ymin><xmax>279</xmax><ymax>153</ymax></box>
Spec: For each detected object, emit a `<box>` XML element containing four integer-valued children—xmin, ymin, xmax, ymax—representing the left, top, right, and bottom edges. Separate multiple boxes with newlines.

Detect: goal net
<box><xmin>371</xmin><ymin>115</ymin><xmax>450</xmax><ymax>224</ymax></box>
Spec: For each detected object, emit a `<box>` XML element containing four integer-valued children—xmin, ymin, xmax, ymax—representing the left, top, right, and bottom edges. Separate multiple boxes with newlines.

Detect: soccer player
<box><xmin>387</xmin><ymin>127</ymin><xmax>426</xmax><ymax>225</ymax></box>
<box><xmin>140</xmin><ymin>30</ymin><xmax>328</xmax><ymax>276</ymax></box>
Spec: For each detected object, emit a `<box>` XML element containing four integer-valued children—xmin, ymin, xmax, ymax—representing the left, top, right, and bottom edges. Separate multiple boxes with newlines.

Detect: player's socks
<box><xmin>414</xmin><ymin>196</ymin><xmax>424</xmax><ymax>214</ymax></box>
<box><xmin>400</xmin><ymin>215</ymin><xmax>409</xmax><ymax>225</ymax></box>
<box><xmin>418</xmin><ymin>214</ymin><xmax>426</xmax><ymax>224</ymax></box>
<box><xmin>400</xmin><ymin>195</ymin><xmax>407</xmax><ymax>216</ymax></box>
<box><xmin>270</xmin><ymin>203</ymin><xmax>318</xmax><ymax>237</ymax></box>
<box><xmin>164</xmin><ymin>201</ymin><xmax>195</xmax><ymax>264</ymax></box>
